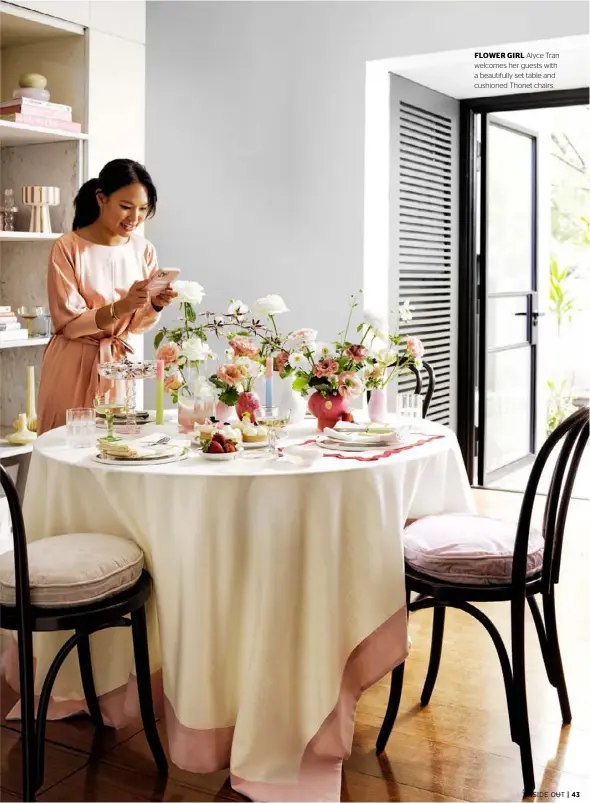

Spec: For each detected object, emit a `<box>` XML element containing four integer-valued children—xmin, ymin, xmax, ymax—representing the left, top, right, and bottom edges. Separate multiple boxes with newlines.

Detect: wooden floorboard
<box><xmin>2</xmin><ymin>489</ymin><xmax>589</xmax><ymax>801</ymax></box>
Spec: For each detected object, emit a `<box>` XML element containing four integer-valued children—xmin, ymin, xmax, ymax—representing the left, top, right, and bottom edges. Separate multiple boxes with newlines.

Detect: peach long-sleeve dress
<box><xmin>36</xmin><ymin>231</ymin><xmax>161</xmax><ymax>434</ymax></box>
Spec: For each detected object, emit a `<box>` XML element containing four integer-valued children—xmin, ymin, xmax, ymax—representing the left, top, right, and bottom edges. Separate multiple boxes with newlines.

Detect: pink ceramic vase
<box><xmin>307</xmin><ymin>391</ymin><xmax>350</xmax><ymax>431</ymax></box>
<box><xmin>367</xmin><ymin>388</ymin><xmax>387</xmax><ymax>423</ymax></box>
<box><xmin>215</xmin><ymin>401</ymin><xmax>233</xmax><ymax>424</ymax></box>
<box><xmin>236</xmin><ymin>391</ymin><xmax>261</xmax><ymax>423</ymax></box>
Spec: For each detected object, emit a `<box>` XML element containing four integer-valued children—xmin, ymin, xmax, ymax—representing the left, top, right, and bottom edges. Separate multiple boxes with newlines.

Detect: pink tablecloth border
<box><xmin>300</xmin><ymin>433</ymin><xmax>445</xmax><ymax>461</ymax></box>
<box><xmin>2</xmin><ymin>606</ymin><xmax>408</xmax><ymax>802</ymax></box>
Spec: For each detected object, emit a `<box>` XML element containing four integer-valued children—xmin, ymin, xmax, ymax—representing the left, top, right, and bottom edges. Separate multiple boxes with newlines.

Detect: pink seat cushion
<box><xmin>404</xmin><ymin>513</ymin><xmax>545</xmax><ymax>586</ymax></box>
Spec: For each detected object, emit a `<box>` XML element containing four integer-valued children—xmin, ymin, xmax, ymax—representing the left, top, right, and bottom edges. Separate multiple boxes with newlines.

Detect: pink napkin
<box><xmin>300</xmin><ymin>433</ymin><xmax>445</xmax><ymax>461</ymax></box>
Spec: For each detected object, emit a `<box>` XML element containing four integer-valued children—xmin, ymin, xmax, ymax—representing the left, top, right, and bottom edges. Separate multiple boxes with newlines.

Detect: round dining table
<box><xmin>4</xmin><ymin>414</ymin><xmax>474</xmax><ymax>802</ymax></box>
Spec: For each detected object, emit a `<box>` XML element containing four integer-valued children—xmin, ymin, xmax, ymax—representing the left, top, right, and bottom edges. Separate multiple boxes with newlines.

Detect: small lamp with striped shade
<box><xmin>22</xmin><ymin>186</ymin><xmax>60</xmax><ymax>233</ymax></box>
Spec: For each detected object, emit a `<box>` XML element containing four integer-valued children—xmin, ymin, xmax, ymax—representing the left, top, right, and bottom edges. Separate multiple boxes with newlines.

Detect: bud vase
<box><xmin>215</xmin><ymin>401</ymin><xmax>233</xmax><ymax>424</ymax></box>
<box><xmin>236</xmin><ymin>391</ymin><xmax>261</xmax><ymax>423</ymax></box>
<box><xmin>368</xmin><ymin>388</ymin><xmax>387</xmax><ymax>423</ymax></box>
<box><xmin>307</xmin><ymin>391</ymin><xmax>351</xmax><ymax>431</ymax></box>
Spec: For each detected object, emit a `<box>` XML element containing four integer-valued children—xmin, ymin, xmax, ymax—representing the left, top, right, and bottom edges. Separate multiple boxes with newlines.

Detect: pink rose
<box><xmin>274</xmin><ymin>350</ymin><xmax>290</xmax><ymax>373</ymax></box>
<box><xmin>346</xmin><ymin>344</ymin><xmax>368</xmax><ymax>363</ymax></box>
<box><xmin>338</xmin><ymin>371</ymin><xmax>364</xmax><ymax>398</ymax></box>
<box><xmin>156</xmin><ymin>342</ymin><xmax>179</xmax><ymax>366</ymax></box>
<box><xmin>164</xmin><ymin>374</ymin><xmax>182</xmax><ymax>393</ymax></box>
<box><xmin>229</xmin><ymin>336</ymin><xmax>259</xmax><ymax>358</ymax></box>
<box><xmin>217</xmin><ymin>363</ymin><xmax>245</xmax><ymax>386</ymax></box>
<box><xmin>406</xmin><ymin>336</ymin><xmax>425</xmax><ymax>359</ymax></box>
<box><xmin>313</xmin><ymin>358</ymin><xmax>339</xmax><ymax>378</ymax></box>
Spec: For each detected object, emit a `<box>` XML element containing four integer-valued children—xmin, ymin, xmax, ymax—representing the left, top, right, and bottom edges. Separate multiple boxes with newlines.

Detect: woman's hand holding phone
<box><xmin>117</xmin><ymin>279</ymin><xmax>150</xmax><ymax>315</ymax></box>
<box><xmin>151</xmin><ymin>286</ymin><xmax>177</xmax><ymax>309</ymax></box>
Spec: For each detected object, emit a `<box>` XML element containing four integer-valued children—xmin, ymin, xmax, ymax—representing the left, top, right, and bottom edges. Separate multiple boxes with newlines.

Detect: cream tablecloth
<box><xmin>4</xmin><ymin>417</ymin><xmax>474</xmax><ymax>801</ymax></box>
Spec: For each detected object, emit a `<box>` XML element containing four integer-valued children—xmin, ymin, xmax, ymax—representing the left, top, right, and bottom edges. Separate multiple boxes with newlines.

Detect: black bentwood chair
<box><xmin>0</xmin><ymin>465</ymin><xmax>168</xmax><ymax>801</ymax></box>
<box><xmin>367</xmin><ymin>360</ymin><xmax>436</xmax><ymax>418</ymax></box>
<box><xmin>407</xmin><ymin>361</ymin><xmax>435</xmax><ymax>418</ymax></box>
<box><xmin>376</xmin><ymin>406</ymin><xmax>589</xmax><ymax>798</ymax></box>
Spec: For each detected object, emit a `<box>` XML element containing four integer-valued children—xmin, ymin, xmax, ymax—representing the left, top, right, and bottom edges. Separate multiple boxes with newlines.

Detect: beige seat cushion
<box><xmin>0</xmin><ymin>533</ymin><xmax>144</xmax><ymax>608</ymax></box>
<box><xmin>404</xmin><ymin>513</ymin><xmax>544</xmax><ymax>586</ymax></box>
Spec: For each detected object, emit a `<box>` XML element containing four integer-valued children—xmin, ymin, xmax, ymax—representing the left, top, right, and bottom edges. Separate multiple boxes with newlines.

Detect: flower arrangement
<box><xmin>153</xmin><ymin>281</ymin><xmax>425</xmax><ymax>429</ymax></box>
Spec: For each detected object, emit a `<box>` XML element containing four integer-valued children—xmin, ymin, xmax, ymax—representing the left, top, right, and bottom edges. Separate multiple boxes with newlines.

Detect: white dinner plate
<box><xmin>316</xmin><ymin>437</ymin><xmax>403</xmax><ymax>453</ymax></box>
<box><xmin>92</xmin><ymin>452</ymin><xmax>189</xmax><ymax>466</ymax></box>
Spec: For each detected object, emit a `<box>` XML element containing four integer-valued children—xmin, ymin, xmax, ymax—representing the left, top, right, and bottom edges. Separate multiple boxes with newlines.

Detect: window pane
<box><xmin>485</xmin><ymin>347</ymin><xmax>531</xmax><ymax>474</ymax></box>
<box><xmin>487</xmin><ymin>296</ymin><xmax>528</xmax><ymax>349</ymax></box>
<box><xmin>487</xmin><ymin>124</ymin><xmax>533</xmax><ymax>294</ymax></box>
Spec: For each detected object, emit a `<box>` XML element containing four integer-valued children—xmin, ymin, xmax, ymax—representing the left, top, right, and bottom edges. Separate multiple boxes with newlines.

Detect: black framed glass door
<box><xmin>477</xmin><ymin>117</ymin><xmax>539</xmax><ymax>485</ymax></box>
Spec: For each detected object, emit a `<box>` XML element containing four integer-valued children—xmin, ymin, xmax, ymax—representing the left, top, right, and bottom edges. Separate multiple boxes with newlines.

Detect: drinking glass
<box><xmin>66</xmin><ymin>408</ymin><xmax>96</xmax><ymax>448</ymax></box>
<box><xmin>396</xmin><ymin>392</ymin><xmax>423</xmax><ymax>421</ymax></box>
<box><xmin>94</xmin><ymin>392</ymin><xmax>127</xmax><ymax>442</ymax></box>
<box><xmin>257</xmin><ymin>406</ymin><xmax>291</xmax><ymax>454</ymax></box>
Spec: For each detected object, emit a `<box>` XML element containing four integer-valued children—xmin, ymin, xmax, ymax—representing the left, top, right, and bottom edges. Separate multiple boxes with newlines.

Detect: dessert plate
<box><xmin>92</xmin><ymin>452</ymin><xmax>189</xmax><ymax>467</ymax></box>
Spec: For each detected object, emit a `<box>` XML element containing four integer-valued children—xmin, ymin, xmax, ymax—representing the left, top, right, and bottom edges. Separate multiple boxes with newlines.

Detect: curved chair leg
<box><xmin>543</xmin><ymin>591</ymin><xmax>572</xmax><ymax>725</ymax></box>
<box><xmin>376</xmin><ymin>661</ymin><xmax>404</xmax><ymax>755</ymax></box>
<box><xmin>76</xmin><ymin>632</ymin><xmax>104</xmax><ymax>728</ymax></box>
<box><xmin>17</xmin><ymin>626</ymin><xmax>37</xmax><ymax>801</ymax></box>
<box><xmin>527</xmin><ymin>597</ymin><xmax>556</xmax><ymax>686</ymax></box>
<box><xmin>130</xmin><ymin>605</ymin><xmax>168</xmax><ymax>775</ymax></box>
<box><xmin>511</xmin><ymin>597</ymin><xmax>535</xmax><ymax>797</ymax></box>
<box><xmin>421</xmin><ymin>607</ymin><xmax>445</xmax><ymax>707</ymax></box>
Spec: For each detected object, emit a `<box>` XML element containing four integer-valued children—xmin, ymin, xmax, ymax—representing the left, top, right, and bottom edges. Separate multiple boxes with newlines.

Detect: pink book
<box><xmin>0</xmin><ymin>99</ymin><xmax>72</xmax><ymax>121</ymax></box>
<box><xmin>0</xmin><ymin>113</ymin><xmax>81</xmax><ymax>132</ymax></box>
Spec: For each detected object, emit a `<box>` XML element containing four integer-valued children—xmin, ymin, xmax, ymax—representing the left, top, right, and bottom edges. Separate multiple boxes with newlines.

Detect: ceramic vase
<box><xmin>307</xmin><ymin>391</ymin><xmax>350</xmax><ymax>431</ymax></box>
<box><xmin>367</xmin><ymin>388</ymin><xmax>387</xmax><ymax>423</ymax></box>
<box><xmin>236</xmin><ymin>391</ymin><xmax>261</xmax><ymax>423</ymax></box>
<box><xmin>274</xmin><ymin>374</ymin><xmax>307</xmax><ymax>424</ymax></box>
<box><xmin>215</xmin><ymin>401</ymin><xmax>233</xmax><ymax>424</ymax></box>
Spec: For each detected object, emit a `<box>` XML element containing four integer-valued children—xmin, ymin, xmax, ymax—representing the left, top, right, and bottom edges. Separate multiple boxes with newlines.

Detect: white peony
<box><xmin>289</xmin><ymin>351</ymin><xmax>311</xmax><ymax>370</ymax></box>
<box><xmin>313</xmin><ymin>342</ymin><xmax>337</xmax><ymax>360</ymax></box>
<box><xmin>234</xmin><ymin>356</ymin><xmax>263</xmax><ymax>379</ymax></box>
<box><xmin>252</xmin><ymin>294</ymin><xmax>289</xmax><ymax>316</ymax></box>
<box><xmin>285</xmin><ymin>328</ymin><xmax>317</xmax><ymax>350</ymax></box>
<box><xmin>228</xmin><ymin>299</ymin><xmax>249</xmax><ymax>316</ymax></box>
<box><xmin>179</xmin><ymin>337</ymin><xmax>213</xmax><ymax>362</ymax></box>
<box><xmin>173</xmin><ymin>280</ymin><xmax>205</xmax><ymax>305</ymax></box>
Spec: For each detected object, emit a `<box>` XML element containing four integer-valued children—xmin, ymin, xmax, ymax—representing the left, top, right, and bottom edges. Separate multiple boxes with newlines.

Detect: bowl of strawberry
<box><xmin>200</xmin><ymin>431</ymin><xmax>242</xmax><ymax>460</ymax></box>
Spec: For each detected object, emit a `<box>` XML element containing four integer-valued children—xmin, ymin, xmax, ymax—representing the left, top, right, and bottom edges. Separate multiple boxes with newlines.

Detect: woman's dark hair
<box><xmin>72</xmin><ymin>158</ymin><xmax>157</xmax><ymax>230</ymax></box>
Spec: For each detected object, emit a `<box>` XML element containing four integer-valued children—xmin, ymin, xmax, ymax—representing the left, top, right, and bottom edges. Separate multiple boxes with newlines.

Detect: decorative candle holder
<box><xmin>98</xmin><ymin>359</ymin><xmax>158</xmax><ymax>434</ymax></box>
<box><xmin>22</xmin><ymin>186</ymin><xmax>60</xmax><ymax>233</ymax></box>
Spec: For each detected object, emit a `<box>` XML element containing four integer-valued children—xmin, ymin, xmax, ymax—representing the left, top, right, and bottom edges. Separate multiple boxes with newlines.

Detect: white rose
<box><xmin>252</xmin><ymin>294</ymin><xmax>289</xmax><ymax>316</ymax></box>
<box><xmin>377</xmin><ymin>346</ymin><xmax>400</xmax><ymax>365</ymax></box>
<box><xmin>399</xmin><ymin>299</ymin><xmax>413</xmax><ymax>323</ymax></box>
<box><xmin>179</xmin><ymin>337</ymin><xmax>213</xmax><ymax>362</ymax></box>
<box><xmin>228</xmin><ymin>299</ymin><xmax>249</xmax><ymax>316</ymax></box>
<box><xmin>173</xmin><ymin>280</ymin><xmax>205</xmax><ymax>305</ymax></box>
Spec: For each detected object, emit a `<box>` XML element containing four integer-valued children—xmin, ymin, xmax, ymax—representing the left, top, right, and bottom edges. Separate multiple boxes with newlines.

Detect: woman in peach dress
<box><xmin>37</xmin><ymin>159</ymin><xmax>177</xmax><ymax>434</ymax></box>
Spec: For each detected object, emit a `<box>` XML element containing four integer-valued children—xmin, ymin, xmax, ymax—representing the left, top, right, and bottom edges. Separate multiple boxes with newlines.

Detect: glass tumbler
<box><xmin>66</xmin><ymin>408</ymin><xmax>96</xmax><ymax>448</ymax></box>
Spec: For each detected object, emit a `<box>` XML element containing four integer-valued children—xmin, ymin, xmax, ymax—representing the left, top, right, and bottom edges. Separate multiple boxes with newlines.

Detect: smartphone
<box><xmin>147</xmin><ymin>268</ymin><xmax>180</xmax><ymax>296</ymax></box>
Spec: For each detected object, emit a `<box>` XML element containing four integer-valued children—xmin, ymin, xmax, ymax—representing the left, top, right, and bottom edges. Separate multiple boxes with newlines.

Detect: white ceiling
<box><xmin>380</xmin><ymin>35</ymin><xmax>589</xmax><ymax>99</ymax></box>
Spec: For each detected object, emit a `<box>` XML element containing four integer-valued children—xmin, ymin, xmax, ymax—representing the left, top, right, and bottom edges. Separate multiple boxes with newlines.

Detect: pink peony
<box><xmin>406</xmin><ymin>336</ymin><xmax>425</xmax><ymax>359</ymax></box>
<box><xmin>164</xmin><ymin>374</ymin><xmax>183</xmax><ymax>393</ymax></box>
<box><xmin>217</xmin><ymin>363</ymin><xmax>245</xmax><ymax>386</ymax></box>
<box><xmin>313</xmin><ymin>358</ymin><xmax>339</xmax><ymax>378</ymax></box>
<box><xmin>274</xmin><ymin>350</ymin><xmax>290</xmax><ymax>373</ymax></box>
<box><xmin>338</xmin><ymin>371</ymin><xmax>364</xmax><ymax>398</ymax></box>
<box><xmin>229</xmin><ymin>335</ymin><xmax>259</xmax><ymax>358</ymax></box>
<box><xmin>156</xmin><ymin>342</ymin><xmax>179</xmax><ymax>366</ymax></box>
<box><xmin>346</xmin><ymin>344</ymin><xmax>368</xmax><ymax>363</ymax></box>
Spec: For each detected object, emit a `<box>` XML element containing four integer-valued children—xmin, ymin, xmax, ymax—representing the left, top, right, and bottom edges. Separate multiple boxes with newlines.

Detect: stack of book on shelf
<box><xmin>0</xmin><ymin>98</ymin><xmax>81</xmax><ymax>133</ymax></box>
<box><xmin>0</xmin><ymin>307</ymin><xmax>28</xmax><ymax>343</ymax></box>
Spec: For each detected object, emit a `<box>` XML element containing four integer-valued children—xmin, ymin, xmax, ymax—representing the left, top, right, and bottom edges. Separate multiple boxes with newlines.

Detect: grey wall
<box><xmin>144</xmin><ymin>0</ymin><xmax>588</xmax><ymax>397</ymax></box>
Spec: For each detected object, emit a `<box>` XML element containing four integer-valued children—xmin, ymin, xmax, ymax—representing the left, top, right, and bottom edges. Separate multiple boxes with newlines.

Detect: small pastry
<box><xmin>242</xmin><ymin>424</ymin><xmax>267</xmax><ymax>443</ymax></box>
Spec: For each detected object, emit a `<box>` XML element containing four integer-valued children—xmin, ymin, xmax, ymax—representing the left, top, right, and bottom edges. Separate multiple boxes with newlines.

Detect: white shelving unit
<box><xmin>0</xmin><ymin>336</ymin><xmax>50</xmax><ymax>350</ymax></box>
<box><xmin>0</xmin><ymin>231</ymin><xmax>61</xmax><ymax>242</ymax></box>
<box><xmin>0</xmin><ymin>2</ymin><xmax>87</xmax><ymax>427</ymax></box>
<box><xmin>0</xmin><ymin>119</ymin><xmax>88</xmax><ymax>147</ymax></box>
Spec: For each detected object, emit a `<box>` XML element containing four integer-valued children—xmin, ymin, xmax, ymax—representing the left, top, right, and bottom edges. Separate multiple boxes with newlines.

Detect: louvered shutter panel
<box><xmin>389</xmin><ymin>76</ymin><xmax>458</xmax><ymax>429</ymax></box>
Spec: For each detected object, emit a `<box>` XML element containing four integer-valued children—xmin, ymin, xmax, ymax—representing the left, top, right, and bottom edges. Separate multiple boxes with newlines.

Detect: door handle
<box><xmin>514</xmin><ymin>312</ymin><xmax>545</xmax><ymax>318</ymax></box>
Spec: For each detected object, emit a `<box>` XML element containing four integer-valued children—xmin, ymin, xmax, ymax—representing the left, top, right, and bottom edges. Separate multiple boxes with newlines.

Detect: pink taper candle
<box><xmin>265</xmin><ymin>357</ymin><xmax>273</xmax><ymax>407</ymax></box>
<box><xmin>155</xmin><ymin>359</ymin><xmax>165</xmax><ymax>424</ymax></box>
